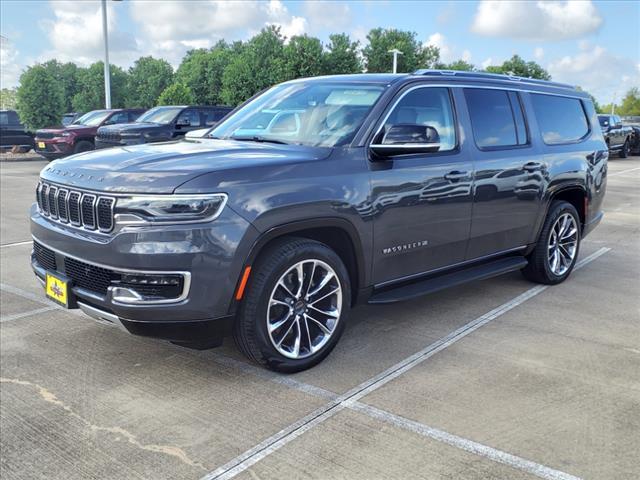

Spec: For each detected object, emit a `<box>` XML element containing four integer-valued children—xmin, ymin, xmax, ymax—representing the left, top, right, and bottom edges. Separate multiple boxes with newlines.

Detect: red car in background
<box><xmin>34</xmin><ymin>109</ymin><xmax>145</xmax><ymax>160</ymax></box>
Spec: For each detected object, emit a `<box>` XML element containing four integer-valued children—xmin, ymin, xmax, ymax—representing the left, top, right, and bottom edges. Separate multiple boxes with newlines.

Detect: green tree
<box><xmin>363</xmin><ymin>28</ymin><xmax>439</xmax><ymax>73</ymax></box>
<box><xmin>0</xmin><ymin>88</ymin><xmax>18</xmax><ymax>109</ymax></box>
<box><xmin>283</xmin><ymin>35</ymin><xmax>324</xmax><ymax>79</ymax></box>
<box><xmin>16</xmin><ymin>64</ymin><xmax>65</xmax><ymax>130</ymax></box>
<box><xmin>157</xmin><ymin>82</ymin><xmax>195</xmax><ymax>105</ymax></box>
<box><xmin>435</xmin><ymin>59</ymin><xmax>475</xmax><ymax>71</ymax></box>
<box><xmin>618</xmin><ymin>87</ymin><xmax>640</xmax><ymax>115</ymax></box>
<box><xmin>175</xmin><ymin>42</ymin><xmax>234</xmax><ymax>105</ymax></box>
<box><xmin>221</xmin><ymin>26</ymin><xmax>286</xmax><ymax>106</ymax></box>
<box><xmin>485</xmin><ymin>55</ymin><xmax>550</xmax><ymax>80</ymax></box>
<box><xmin>41</xmin><ymin>60</ymin><xmax>80</xmax><ymax>112</ymax></box>
<box><xmin>322</xmin><ymin>33</ymin><xmax>362</xmax><ymax>75</ymax></box>
<box><xmin>71</xmin><ymin>62</ymin><xmax>128</xmax><ymax>112</ymax></box>
<box><xmin>126</xmin><ymin>56</ymin><xmax>174</xmax><ymax>108</ymax></box>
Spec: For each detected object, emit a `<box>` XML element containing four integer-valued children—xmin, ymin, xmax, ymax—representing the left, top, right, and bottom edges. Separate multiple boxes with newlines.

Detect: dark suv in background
<box><xmin>35</xmin><ymin>109</ymin><xmax>144</xmax><ymax>160</ymax></box>
<box><xmin>0</xmin><ymin>110</ymin><xmax>34</xmax><ymax>153</ymax></box>
<box><xmin>95</xmin><ymin>105</ymin><xmax>233</xmax><ymax>148</ymax></box>
<box><xmin>30</xmin><ymin>71</ymin><xmax>607</xmax><ymax>372</ymax></box>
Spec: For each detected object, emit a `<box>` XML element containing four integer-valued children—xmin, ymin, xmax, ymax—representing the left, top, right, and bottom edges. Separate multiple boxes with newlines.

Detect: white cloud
<box><xmin>534</xmin><ymin>47</ymin><xmax>544</xmax><ymax>60</ymax></box>
<box><xmin>547</xmin><ymin>43</ymin><xmax>640</xmax><ymax>104</ymax></box>
<box><xmin>471</xmin><ymin>0</ymin><xmax>603</xmax><ymax>41</ymax></box>
<box><xmin>1</xmin><ymin>37</ymin><xmax>23</xmax><ymax>89</ymax></box>
<box><xmin>302</xmin><ymin>1</ymin><xmax>352</xmax><ymax>33</ymax></box>
<box><xmin>425</xmin><ymin>32</ymin><xmax>471</xmax><ymax>64</ymax></box>
<box><xmin>40</xmin><ymin>0</ymin><xmax>138</xmax><ymax>67</ymax></box>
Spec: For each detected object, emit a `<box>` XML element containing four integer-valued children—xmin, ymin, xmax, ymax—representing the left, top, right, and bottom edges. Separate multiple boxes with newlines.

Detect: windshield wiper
<box><xmin>231</xmin><ymin>135</ymin><xmax>290</xmax><ymax>145</ymax></box>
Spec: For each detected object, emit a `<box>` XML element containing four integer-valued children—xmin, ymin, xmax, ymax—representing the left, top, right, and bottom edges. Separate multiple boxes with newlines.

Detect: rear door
<box><xmin>463</xmin><ymin>88</ymin><xmax>545</xmax><ymax>259</ymax></box>
<box><xmin>369</xmin><ymin>84</ymin><xmax>474</xmax><ymax>285</ymax></box>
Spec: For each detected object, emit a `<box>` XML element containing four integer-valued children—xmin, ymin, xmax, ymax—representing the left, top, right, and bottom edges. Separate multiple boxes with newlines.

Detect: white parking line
<box><xmin>608</xmin><ymin>166</ymin><xmax>640</xmax><ymax>177</ymax></box>
<box><xmin>201</xmin><ymin>247</ymin><xmax>610</xmax><ymax>480</ymax></box>
<box><xmin>0</xmin><ymin>240</ymin><xmax>32</xmax><ymax>249</ymax></box>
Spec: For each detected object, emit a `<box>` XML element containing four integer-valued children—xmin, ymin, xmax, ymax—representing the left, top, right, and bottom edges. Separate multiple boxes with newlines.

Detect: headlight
<box><xmin>114</xmin><ymin>194</ymin><xmax>227</xmax><ymax>224</ymax></box>
<box><xmin>61</xmin><ymin>132</ymin><xmax>72</xmax><ymax>137</ymax></box>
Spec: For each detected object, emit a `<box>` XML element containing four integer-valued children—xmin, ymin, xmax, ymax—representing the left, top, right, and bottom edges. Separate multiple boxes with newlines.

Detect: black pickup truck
<box><xmin>0</xmin><ymin>110</ymin><xmax>34</xmax><ymax>153</ymax></box>
<box><xmin>598</xmin><ymin>114</ymin><xmax>633</xmax><ymax>158</ymax></box>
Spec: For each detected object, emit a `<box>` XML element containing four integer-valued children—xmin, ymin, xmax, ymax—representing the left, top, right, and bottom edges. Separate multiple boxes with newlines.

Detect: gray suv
<box><xmin>30</xmin><ymin>71</ymin><xmax>607</xmax><ymax>372</ymax></box>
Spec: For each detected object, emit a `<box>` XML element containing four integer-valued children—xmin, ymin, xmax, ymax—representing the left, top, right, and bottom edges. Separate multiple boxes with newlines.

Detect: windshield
<box><xmin>73</xmin><ymin>110</ymin><xmax>111</xmax><ymax>127</ymax></box>
<box><xmin>210</xmin><ymin>82</ymin><xmax>385</xmax><ymax>147</ymax></box>
<box><xmin>136</xmin><ymin>107</ymin><xmax>183</xmax><ymax>125</ymax></box>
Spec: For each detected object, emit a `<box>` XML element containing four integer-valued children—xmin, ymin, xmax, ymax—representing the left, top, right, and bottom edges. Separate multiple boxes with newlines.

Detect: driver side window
<box><xmin>382</xmin><ymin>87</ymin><xmax>456</xmax><ymax>151</ymax></box>
<box><xmin>177</xmin><ymin>110</ymin><xmax>200</xmax><ymax>127</ymax></box>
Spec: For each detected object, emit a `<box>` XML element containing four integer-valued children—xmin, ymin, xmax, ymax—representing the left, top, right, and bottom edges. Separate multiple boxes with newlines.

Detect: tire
<box><xmin>522</xmin><ymin>201</ymin><xmax>581</xmax><ymax>285</ymax></box>
<box><xmin>619</xmin><ymin>139</ymin><xmax>629</xmax><ymax>158</ymax></box>
<box><xmin>73</xmin><ymin>140</ymin><xmax>94</xmax><ymax>154</ymax></box>
<box><xmin>233</xmin><ymin>237</ymin><xmax>351</xmax><ymax>372</ymax></box>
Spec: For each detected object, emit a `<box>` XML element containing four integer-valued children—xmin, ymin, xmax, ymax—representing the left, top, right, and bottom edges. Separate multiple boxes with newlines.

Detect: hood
<box><xmin>99</xmin><ymin>122</ymin><xmax>166</xmax><ymax>134</ymax></box>
<box><xmin>40</xmin><ymin>138</ymin><xmax>332</xmax><ymax>194</ymax></box>
<box><xmin>37</xmin><ymin>124</ymin><xmax>97</xmax><ymax>135</ymax></box>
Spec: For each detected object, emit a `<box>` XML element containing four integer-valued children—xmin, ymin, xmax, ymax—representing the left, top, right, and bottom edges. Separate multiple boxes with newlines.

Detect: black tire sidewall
<box><xmin>242</xmin><ymin>240</ymin><xmax>351</xmax><ymax>372</ymax></box>
<box><xmin>538</xmin><ymin>202</ymin><xmax>581</xmax><ymax>283</ymax></box>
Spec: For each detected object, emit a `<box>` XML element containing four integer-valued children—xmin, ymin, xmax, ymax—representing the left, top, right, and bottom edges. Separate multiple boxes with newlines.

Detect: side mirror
<box><xmin>176</xmin><ymin>119</ymin><xmax>191</xmax><ymax>128</ymax></box>
<box><xmin>370</xmin><ymin>124</ymin><xmax>441</xmax><ymax>158</ymax></box>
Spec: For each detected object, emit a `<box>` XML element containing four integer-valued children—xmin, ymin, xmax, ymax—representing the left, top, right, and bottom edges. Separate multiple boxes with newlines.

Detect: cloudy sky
<box><xmin>1</xmin><ymin>0</ymin><xmax>638</xmax><ymax>104</ymax></box>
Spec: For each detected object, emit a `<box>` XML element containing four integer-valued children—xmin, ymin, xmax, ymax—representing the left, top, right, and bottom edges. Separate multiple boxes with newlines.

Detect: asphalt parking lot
<box><xmin>1</xmin><ymin>156</ymin><xmax>639</xmax><ymax>480</ymax></box>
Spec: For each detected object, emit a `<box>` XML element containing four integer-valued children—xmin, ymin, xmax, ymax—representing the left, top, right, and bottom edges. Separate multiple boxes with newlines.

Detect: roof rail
<box><xmin>412</xmin><ymin>69</ymin><xmax>576</xmax><ymax>90</ymax></box>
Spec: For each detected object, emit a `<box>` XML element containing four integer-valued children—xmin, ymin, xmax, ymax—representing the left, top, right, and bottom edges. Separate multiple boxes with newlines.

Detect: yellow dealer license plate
<box><xmin>38</xmin><ymin>142</ymin><xmax>45</xmax><ymax>149</ymax></box>
<box><xmin>45</xmin><ymin>272</ymin><xmax>70</xmax><ymax>308</ymax></box>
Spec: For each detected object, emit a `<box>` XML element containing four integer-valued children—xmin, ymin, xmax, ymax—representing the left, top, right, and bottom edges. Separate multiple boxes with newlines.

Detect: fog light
<box><xmin>120</xmin><ymin>274</ymin><xmax>181</xmax><ymax>286</ymax></box>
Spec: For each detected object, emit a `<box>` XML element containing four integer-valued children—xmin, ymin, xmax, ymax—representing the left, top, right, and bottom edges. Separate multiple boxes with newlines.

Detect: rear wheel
<box><xmin>73</xmin><ymin>140</ymin><xmax>94</xmax><ymax>154</ymax></box>
<box><xmin>522</xmin><ymin>201</ymin><xmax>581</xmax><ymax>285</ymax></box>
<box><xmin>233</xmin><ymin>237</ymin><xmax>351</xmax><ymax>372</ymax></box>
<box><xmin>619</xmin><ymin>139</ymin><xmax>629</xmax><ymax>158</ymax></box>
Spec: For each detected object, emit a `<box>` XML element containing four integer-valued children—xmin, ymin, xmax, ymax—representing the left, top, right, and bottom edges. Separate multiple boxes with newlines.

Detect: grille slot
<box><xmin>97</xmin><ymin>198</ymin><xmax>114</xmax><ymax>231</ymax></box>
<box><xmin>81</xmin><ymin>194</ymin><xmax>96</xmax><ymax>229</ymax></box>
<box><xmin>36</xmin><ymin>182</ymin><xmax>115</xmax><ymax>232</ymax></box>
<box><xmin>68</xmin><ymin>191</ymin><xmax>81</xmax><ymax>225</ymax></box>
<box><xmin>33</xmin><ymin>241</ymin><xmax>57</xmax><ymax>271</ymax></box>
<box><xmin>48</xmin><ymin>186</ymin><xmax>58</xmax><ymax>218</ymax></box>
<box><xmin>64</xmin><ymin>257</ymin><xmax>119</xmax><ymax>295</ymax></box>
<box><xmin>57</xmin><ymin>189</ymin><xmax>68</xmax><ymax>222</ymax></box>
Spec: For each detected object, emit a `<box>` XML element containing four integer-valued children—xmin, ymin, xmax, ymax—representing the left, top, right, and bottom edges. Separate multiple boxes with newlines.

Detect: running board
<box><xmin>368</xmin><ymin>256</ymin><xmax>528</xmax><ymax>304</ymax></box>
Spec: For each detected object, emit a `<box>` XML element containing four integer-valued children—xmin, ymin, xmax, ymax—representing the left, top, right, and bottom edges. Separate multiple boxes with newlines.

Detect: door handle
<box><xmin>523</xmin><ymin>162</ymin><xmax>543</xmax><ymax>172</ymax></box>
<box><xmin>444</xmin><ymin>170</ymin><xmax>468</xmax><ymax>182</ymax></box>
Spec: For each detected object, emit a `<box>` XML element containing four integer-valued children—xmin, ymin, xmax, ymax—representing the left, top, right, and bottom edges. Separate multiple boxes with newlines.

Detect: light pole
<box><xmin>388</xmin><ymin>48</ymin><xmax>403</xmax><ymax>74</ymax></box>
<box><xmin>100</xmin><ymin>0</ymin><xmax>121</xmax><ymax>108</ymax></box>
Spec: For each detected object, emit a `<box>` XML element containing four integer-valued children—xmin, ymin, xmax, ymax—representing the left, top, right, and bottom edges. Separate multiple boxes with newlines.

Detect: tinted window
<box><xmin>203</xmin><ymin>109</ymin><xmax>226</xmax><ymax>126</ymax></box>
<box><xmin>531</xmin><ymin>94</ymin><xmax>589</xmax><ymax>145</ymax></box>
<box><xmin>383</xmin><ymin>87</ymin><xmax>456</xmax><ymax>151</ymax></box>
<box><xmin>465</xmin><ymin>89</ymin><xmax>527</xmax><ymax>149</ymax></box>
<box><xmin>177</xmin><ymin>109</ymin><xmax>200</xmax><ymax>127</ymax></box>
<box><xmin>0</xmin><ymin>113</ymin><xmax>7</xmax><ymax>126</ymax></box>
<box><xmin>129</xmin><ymin>111</ymin><xmax>143</xmax><ymax>122</ymax></box>
<box><xmin>105</xmin><ymin>112</ymin><xmax>129</xmax><ymax>125</ymax></box>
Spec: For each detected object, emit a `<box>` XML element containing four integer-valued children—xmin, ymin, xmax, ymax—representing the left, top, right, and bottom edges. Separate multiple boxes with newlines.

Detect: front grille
<box><xmin>97</xmin><ymin>132</ymin><xmax>121</xmax><ymax>143</ymax></box>
<box><xmin>36</xmin><ymin>182</ymin><xmax>115</xmax><ymax>232</ymax></box>
<box><xmin>33</xmin><ymin>241</ymin><xmax>57</xmax><ymax>271</ymax></box>
<box><xmin>64</xmin><ymin>257</ymin><xmax>118</xmax><ymax>295</ymax></box>
<box><xmin>36</xmin><ymin>132</ymin><xmax>56</xmax><ymax>140</ymax></box>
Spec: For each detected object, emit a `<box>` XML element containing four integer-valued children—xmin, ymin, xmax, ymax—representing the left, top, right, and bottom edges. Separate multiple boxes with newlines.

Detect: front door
<box><xmin>370</xmin><ymin>85</ymin><xmax>474</xmax><ymax>285</ymax></box>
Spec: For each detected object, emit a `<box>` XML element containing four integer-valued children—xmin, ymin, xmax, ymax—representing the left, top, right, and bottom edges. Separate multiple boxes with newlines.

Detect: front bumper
<box><xmin>30</xmin><ymin>203</ymin><xmax>259</xmax><ymax>342</ymax></box>
<box><xmin>34</xmin><ymin>139</ymin><xmax>73</xmax><ymax>159</ymax></box>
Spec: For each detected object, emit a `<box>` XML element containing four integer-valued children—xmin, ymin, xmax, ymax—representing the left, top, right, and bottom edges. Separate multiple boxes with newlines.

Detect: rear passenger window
<box><xmin>383</xmin><ymin>87</ymin><xmax>457</xmax><ymax>151</ymax></box>
<box><xmin>464</xmin><ymin>89</ymin><xmax>528</xmax><ymax>149</ymax></box>
<box><xmin>531</xmin><ymin>94</ymin><xmax>589</xmax><ymax>145</ymax></box>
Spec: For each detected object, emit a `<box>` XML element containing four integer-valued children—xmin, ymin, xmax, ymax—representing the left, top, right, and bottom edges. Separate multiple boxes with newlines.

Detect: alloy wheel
<box><xmin>266</xmin><ymin>259</ymin><xmax>342</xmax><ymax>359</ymax></box>
<box><xmin>547</xmin><ymin>213</ymin><xmax>578</xmax><ymax>276</ymax></box>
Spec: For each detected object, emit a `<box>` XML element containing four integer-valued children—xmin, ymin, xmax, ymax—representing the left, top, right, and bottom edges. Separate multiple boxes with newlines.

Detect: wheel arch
<box><xmin>538</xmin><ymin>185</ymin><xmax>587</xmax><ymax>241</ymax></box>
<box><xmin>236</xmin><ymin>218</ymin><xmax>367</xmax><ymax>309</ymax></box>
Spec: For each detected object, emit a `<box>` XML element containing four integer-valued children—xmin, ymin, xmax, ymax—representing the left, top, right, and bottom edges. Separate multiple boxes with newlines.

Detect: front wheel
<box><xmin>522</xmin><ymin>201</ymin><xmax>581</xmax><ymax>285</ymax></box>
<box><xmin>233</xmin><ymin>237</ymin><xmax>351</xmax><ymax>372</ymax></box>
<box><xmin>619</xmin><ymin>139</ymin><xmax>629</xmax><ymax>158</ymax></box>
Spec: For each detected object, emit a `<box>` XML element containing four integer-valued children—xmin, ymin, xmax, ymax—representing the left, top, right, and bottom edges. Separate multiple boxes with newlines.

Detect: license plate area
<box><xmin>45</xmin><ymin>272</ymin><xmax>76</xmax><ymax>308</ymax></box>
<box><xmin>38</xmin><ymin>141</ymin><xmax>46</xmax><ymax>149</ymax></box>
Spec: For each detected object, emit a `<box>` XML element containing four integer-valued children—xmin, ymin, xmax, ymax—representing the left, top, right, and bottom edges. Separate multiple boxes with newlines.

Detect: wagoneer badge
<box><xmin>383</xmin><ymin>240</ymin><xmax>429</xmax><ymax>255</ymax></box>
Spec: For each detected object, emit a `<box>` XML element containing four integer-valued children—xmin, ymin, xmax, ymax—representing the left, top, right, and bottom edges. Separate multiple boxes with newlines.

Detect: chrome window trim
<box><xmin>370</xmin><ymin>143</ymin><xmax>442</xmax><ymax>149</ymax></box>
<box><xmin>32</xmin><ymin>236</ymin><xmax>192</xmax><ymax>305</ymax></box>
